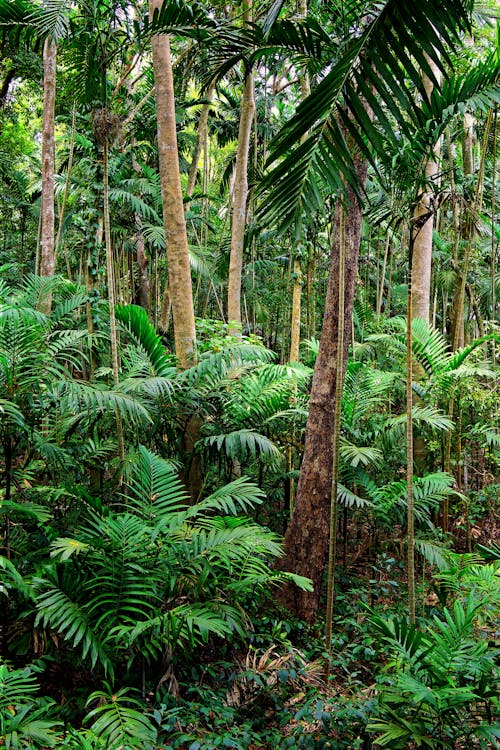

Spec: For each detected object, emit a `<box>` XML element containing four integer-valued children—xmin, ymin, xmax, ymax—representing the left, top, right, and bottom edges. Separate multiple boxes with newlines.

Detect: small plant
<box><xmin>83</xmin><ymin>685</ymin><xmax>158</xmax><ymax>749</ymax></box>
<box><xmin>0</xmin><ymin>660</ymin><xmax>62</xmax><ymax>749</ymax></box>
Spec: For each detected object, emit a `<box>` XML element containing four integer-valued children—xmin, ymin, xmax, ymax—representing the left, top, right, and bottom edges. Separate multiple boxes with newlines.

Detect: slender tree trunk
<box><xmin>288</xmin><ymin>12</ymin><xmax>309</xmax><ymax>362</ymax></box>
<box><xmin>407</xmin><ymin>231</ymin><xmax>416</xmax><ymax>625</ymax></box>
<box><xmin>40</xmin><ymin>39</ymin><xmax>57</xmax><ymax>284</ymax></box>
<box><xmin>149</xmin><ymin>0</ymin><xmax>196</xmax><ymax>368</ymax></box>
<box><xmin>186</xmin><ymin>83</ymin><xmax>215</xmax><ymax>201</ymax></box>
<box><xmin>376</xmin><ymin>234</ymin><xmax>390</xmax><ymax>316</ymax></box>
<box><xmin>55</xmin><ymin>105</ymin><xmax>76</xmax><ymax>277</ymax></box>
<box><xmin>325</xmin><ymin>203</ymin><xmax>346</xmax><ymax>658</ymax></box>
<box><xmin>411</xmin><ymin>61</ymin><xmax>441</xmax><ymax>323</ymax></box>
<box><xmin>131</xmin><ymin>150</ymin><xmax>150</xmax><ymax>312</ymax></box>
<box><xmin>227</xmin><ymin>0</ymin><xmax>255</xmax><ymax>329</ymax></box>
<box><xmin>276</xmin><ymin>156</ymin><xmax>368</xmax><ymax>621</ymax></box>
<box><xmin>103</xmin><ymin>139</ymin><xmax>125</xmax><ymax>466</ymax></box>
<box><xmin>289</xmin><ymin>257</ymin><xmax>302</xmax><ymax>362</ymax></box>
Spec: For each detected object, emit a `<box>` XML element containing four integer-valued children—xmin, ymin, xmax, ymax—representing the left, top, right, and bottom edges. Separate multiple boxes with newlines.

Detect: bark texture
<box><xmin>289</xmin><ymin>258</ymin><xmax>302</xmax><ymax>362</ymax></box>
<box><xmin>150</xmin><ymin>1</ymin><xmax>196</xmax><ymax>367</ymax></box>
<box><xmin>40</xmin><ymin>39</ymin><xmax>57</xmax><ymax>280</ymax></box>
<box><xmin>276</xmin><ymin>158</ymin><xmax>368</xmax><ymax>622</ymax></box>
<box><xmin>411</xmin><ymin>62</ymin><xmax>441</xmax><ymax>323</ymax></box>
<box><xmin>227</xmin><ymin>61</ymin><xmax>255</xmax><ymax>328</ymax></box>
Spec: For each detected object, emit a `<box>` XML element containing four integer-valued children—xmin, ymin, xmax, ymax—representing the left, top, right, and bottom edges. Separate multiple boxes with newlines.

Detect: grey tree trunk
<box><xmin>411</xmin><ymin>60</ymin><xmax>441</xmax><ymax>323</ymax></box>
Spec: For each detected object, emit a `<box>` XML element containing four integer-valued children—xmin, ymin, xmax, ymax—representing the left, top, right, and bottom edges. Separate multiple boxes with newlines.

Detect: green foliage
<box><xmin>368</xmin><ymin>596</ymin><xmax>500</xmax><ymax>748</ymax></box>
<box><xmin>0</xmin><ymin>661</ymin><xmax>62</xmax><ymax>748</ymax></box>
<box><xmin>27</xmin><ymin>446</ymin><xmax>310</xmax><ymax>678</ymax></box>
<box><xmin>84</xmin><ymin>685</ymin><xmax>157</xmax><ymax>749</ymax></box>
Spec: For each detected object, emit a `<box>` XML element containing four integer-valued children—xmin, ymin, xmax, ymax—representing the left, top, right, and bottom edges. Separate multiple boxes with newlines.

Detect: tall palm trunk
<box><xmin>407</xmin><ymin>232</ymin><xmax>416</xmax><ymax>625</ymax></box>
<box><xmin>289</xmin><ymin>258</ymin><xmax>302</xmax><ymax>362</ymax></box>
<box><xmin>227</xmin><ymin>0</ymin><xmax>255</xmax><ymax>330</ymax></box>
<box><xmin>288</xmin><ymin>0</ymin><xmax>310</xmax><ymax>362</ymax></box>
<box><xmin>412</xmin><ymin>61</ymin><xmax>441</xmax><ymax>323</ymax></box>
<box><xmin>40</xmin><ymin>39</ymin><xmax>56</xmax><ymax>287</ymax></box>
<box><xmin>276</xmin><ymin>155</ymin><xmax>368</xmax><ymax>622</ymax></box>
<box><xmin>149</xmin><ymin>0</ymin><xmax>196</xmax><ymax>368</ymax></box>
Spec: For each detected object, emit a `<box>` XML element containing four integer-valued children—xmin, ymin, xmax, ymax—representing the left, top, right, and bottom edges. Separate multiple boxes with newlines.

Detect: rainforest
<box><xmin>0</xmin><ymin>0</ymin><xmax>499</xmax><ymax>748</ymax></box>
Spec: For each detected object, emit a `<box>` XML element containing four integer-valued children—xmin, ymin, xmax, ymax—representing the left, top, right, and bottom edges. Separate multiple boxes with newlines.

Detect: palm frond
<box><xmin>116</xmin><ymin>304</ymin><xmax>177</xmax><ymax>378</ymax></box>
<box><xmin>202</xmin><ymin>429</ymin><xmax>283</xmax><ymax>465</ymax></box>
<box><xmin>57</xmin><ymin>380</ymin><xmax>152</xmax><ymax>428</ymax></box>
<box><xmin>127</xmin><ymin>445</ymin><xmax>189</xmax><ymax>522</ymax></box>
<box><xmin>193</xmin><ymin>476</ymin><xmax>265</xmax><ymax>517</ymax></box>
<box><xmin>0</xmin><ymin>555</ymin><xmax>32</xmax><ymax>599</ymax></box>
<box><xmin>385</xmin><ymin>405</ymin><xmax>454</xmax><ymax>433</ymax></box>
<box><xmin>415</xmin><ymin>538</ymin><xmax>453</xmax><ymax>571</ymax></box>
<box><xmin>84</xmin><ymin>686</ymin><xmax>157</xmax><ymax>748</ymax></box>
<box><xmin>27</xmin><ymin>0</ymin><xmax>71</xmax><ymax>42</ymax></box>
<box><xmin>108</xmin><ymin>188</ymin><xmax>161</xmax><ymax>223</ymax></box>
<box><xmin>33</xmin><ymin>578</ymin><xmax>113</xmax><ymax>675</ymax></box>
<box><xmin>259</xmin><ymin>0</ymin><xmax>475</xmax><ymax>230</ymax></box>
<box><xmin>337</xmin><ymin>482</ymin><xmax>373</xmax><ymax>509</ymax></box>
<box><xmin>180</xmin><ymin>344</ymin><xmax>274</xmax><ymax>395</ymax></box>
<box><xmin>339</xmin><ymin>440</ymin><xmax>383</xmax><ymax>468</ymax></box>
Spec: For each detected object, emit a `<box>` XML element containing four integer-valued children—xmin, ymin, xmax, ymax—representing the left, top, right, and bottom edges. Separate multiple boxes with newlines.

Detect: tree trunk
<box><xmin>276</xmin><ymin>156</ymin><xmax>368</xmax><ymax>622</ymax></box>
<box><xmin>227</xmin><ymin>0</ymin><xmax>255</xmax><ymax>329</ymax></box>
<box><xmin>135</xmin><ymin>217</ymin><xmax>150</xmax><ymax>311</ymax></box>
<box><xmin>40</xmin><ymin>39</ymin><xmax>57</xmax><ymax>283</ymax></box>
<box><xmin>149</xmin><ymin>0</ymin><xmax>196</xmax><ymax>368</ymax></box>
<box><xmin>186</xmin><ymin>83</ymin><xmax>215</xmax><ymax>201</ymax></box>
<box><xmin>411</xmin><ymin>61</ymin><xmax>441</xmax><ymax>323</ymax></box>
<box><xmin>132</xmin><ymin>150</ymin><xmax>150</xmax><ymax>312</ymax></box>
<box><xmin>289</xmin><ymin>257</ymin><xmax>302</xmax><ymax>362</ymax></box>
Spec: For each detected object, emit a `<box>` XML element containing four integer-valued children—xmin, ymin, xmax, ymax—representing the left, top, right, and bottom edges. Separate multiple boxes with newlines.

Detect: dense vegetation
<box><xmin>0</xmin><ymin>0</ymin><xmax>499</xmax><ymax>748</ymax></box>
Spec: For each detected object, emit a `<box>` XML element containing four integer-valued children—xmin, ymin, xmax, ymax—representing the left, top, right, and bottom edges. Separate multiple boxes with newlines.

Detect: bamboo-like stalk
<box><xmin>325</xmin><ymin>203</ymin><xmax>345</xmax><ymax>655</ymax></box>
<box><xmin>453</xmin><ymin>110</ymin><xmax>492</xmax><ymax>351</ymax></box>
<box><xmin>103</xmin><ymin>140</ymin><xmax>125</xmax><ymax>467</ymax></box>
<box><xmin>407</xmin><ymin>235</ymin><xmax>416</xmax><ymax>625</ymax></box>
<box><xmin>376</xmin><ymin>233</ymin><xmax>390</xmax><ymax>315</ymax></box>
<box><xmin>491</xmin><ymin>108</ymin><xmax>497</xmax><ymax>363</ymax></box>
<box><xmin>227</xmin><ymin>0</ymin><xmax>255</xmax><ymax>331</ymax></box>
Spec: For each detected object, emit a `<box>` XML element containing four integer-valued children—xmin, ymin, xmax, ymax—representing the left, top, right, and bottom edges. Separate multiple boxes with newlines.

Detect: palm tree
<box><xmin>149</xmin><ymin>0</ymin><xmax>197</xmax><ymax>367</ymax></box>
<box><xmin>253</xmin><ymin>0</ymin><xmax>500</xmax><ymax>620</ymax></box>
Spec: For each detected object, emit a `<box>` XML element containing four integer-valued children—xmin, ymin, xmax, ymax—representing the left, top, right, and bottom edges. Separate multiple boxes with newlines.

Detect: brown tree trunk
<box><xmin>40</xmin><ymin>39</ymin><xmax>57</xmax><ymax>282</ymax></box>
<box><xmin>227</xmin><ymin>0</ymin><xmax>255</xmax><ymax>329</ymax></box>
<box><xmin>276</xmin><ymin>156</ymin><xmax>368</xmax><ymax>622</ymax></box>
<box><xmin>149</xmin><ymin>0</ymin><xmax>196</xmax><ymax>368</ymax></box>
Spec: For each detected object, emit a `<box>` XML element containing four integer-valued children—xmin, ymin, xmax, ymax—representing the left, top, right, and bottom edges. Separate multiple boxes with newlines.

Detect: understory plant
<box><xmin>11</xmin><ymin>447</ymin><xmax>311</xmax><ymax>681</ymax></box>
<box><xmin>367</xmin><ymin>594</ymin><xmax>499</xmax><ymax>748</ymax></box>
